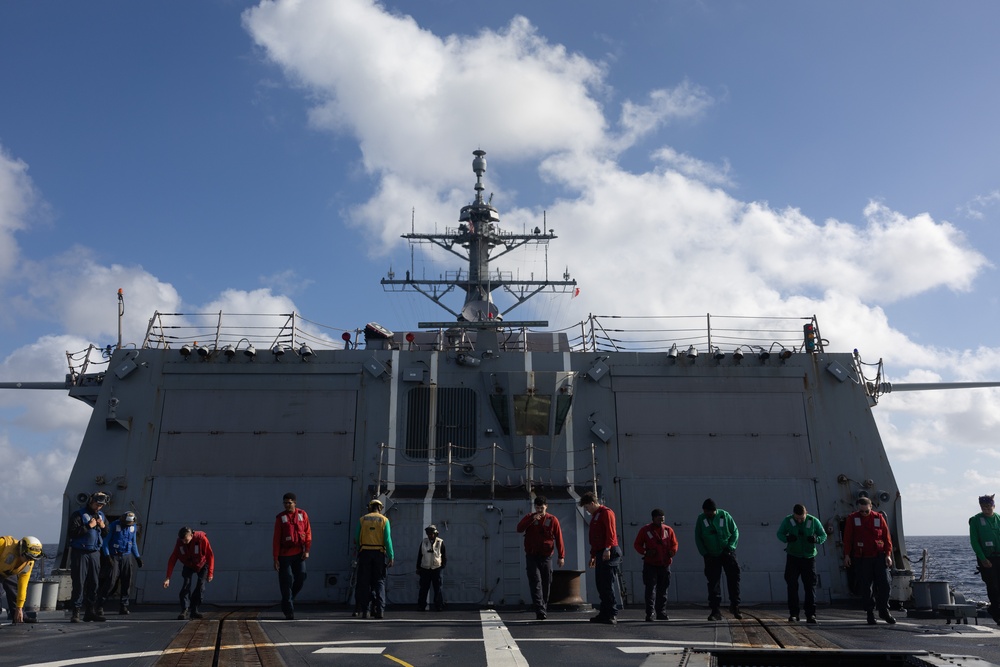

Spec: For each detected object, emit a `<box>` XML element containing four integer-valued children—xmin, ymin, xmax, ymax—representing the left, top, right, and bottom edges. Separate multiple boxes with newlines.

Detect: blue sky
<box><xmin>2</xmin><ymin>0</ymin><xmax>999</xmax><ymax>541</ymax></box>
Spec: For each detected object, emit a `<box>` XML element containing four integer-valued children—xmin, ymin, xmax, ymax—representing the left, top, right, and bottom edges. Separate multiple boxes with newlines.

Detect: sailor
<box><xmin>969</xmin><ymin>493</ymin><xmax>1000</xmax><ymax>624</ymax></box>
<box><xmin>516</xmin><ymin>495</ymin><xmax>565</xmax><ymax>620</ymax></box>
<box><xmin>273</xmin><ymin>492</ymin><xmax>312</xmax><ymax>620</ymax></box>
<box><xmin>96</xmin><ymin>511</ymin><xmax>143</xmax><ymax>616</ymax></box>
<box><xmin>0</xmin><ymin>536</ymin><xmax>43</xmax><ymax>624</ymax></box>
<box><xmin>415</xmin><ymin>525</ymin><xmax>446</xmax><ymax>612</ymax></box>
<box><xmin>163</xmin><ymin>527</ymin><xmax>215</xmax><ymax>620</ymax></box>
<box><xmin>776</xmin><ymin>503</ymin><xmax>827</xmax><ymax>624</ymax></box>
<box><xmin>67</xmin><ymin>491</ymin><xmax>109</xmax><ymax>622</ymax></box>
<box><xmin>633</xmin><ymin>508</ymin><xmax>678</xmax><ymax>622</ymax></box>
<box><xmin>694</xmin><ymin>498</ymin><xmax>742</xmax><ymax>620</ymax></box>
<box><xmin>353</xmin><ymin>498</ymin><xmax>394</xmax><ymax>619</ymax></box>
<box><xmin>843</xmin><ymin>496</ymin><xmax>895</xmax><ymax>624</ymax></box>
<box><xmin>579</xmin><ymin>491</ymin><xmax>621</xmax><ymax>625</ymax></box>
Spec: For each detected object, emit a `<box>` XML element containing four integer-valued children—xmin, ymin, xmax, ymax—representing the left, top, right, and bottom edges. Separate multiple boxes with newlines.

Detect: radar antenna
<box><xmin>381</xmin><ymin>150</ymin><xmax>576</xmax><ymax>328</ymax></box>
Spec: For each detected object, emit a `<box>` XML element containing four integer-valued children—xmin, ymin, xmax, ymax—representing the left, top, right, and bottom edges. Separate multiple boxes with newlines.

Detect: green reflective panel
<box><xmin>514</xmin><ymin>394</ymin><xmax>551</xmax><ymax>436</ymax></box>
<box><xmin>554</xmin><ymin>394</ymin><xmax>573</xmax><ymax>435</ymax></box>
<box><xmin>489</xmin><ymin>394</ymin><xmax>511</xmax><ymax>435</ymax></box>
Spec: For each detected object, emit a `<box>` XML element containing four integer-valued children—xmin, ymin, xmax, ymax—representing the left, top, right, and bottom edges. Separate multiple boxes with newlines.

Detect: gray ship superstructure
<box><xmin>36</xmin><ymin>151</ymin><xmax>918</xmax><ymax>609</ymax></box>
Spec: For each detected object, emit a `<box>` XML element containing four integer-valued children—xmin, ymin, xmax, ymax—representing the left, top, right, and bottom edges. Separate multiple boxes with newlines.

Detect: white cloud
<box><xmin>244</xmin><ymin>3</ymin><xmax>607</xmax><ymax>182</ymax></box>
<box><xmin>958</xmin><ymin>189</ymin><xmax>1000</xmax><ymax>220</ymax></box>
<box><xmin>615</xmin><ymin>82</ymin><xmax>715</xmax><ymax>150</ymax></box>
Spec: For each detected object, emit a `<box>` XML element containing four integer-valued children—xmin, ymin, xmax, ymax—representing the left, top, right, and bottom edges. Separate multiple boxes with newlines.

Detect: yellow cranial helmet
<box><xmin>20</xmin><ymin>536</ymin><xmax>43</xmax><ymax>560</ymax></box>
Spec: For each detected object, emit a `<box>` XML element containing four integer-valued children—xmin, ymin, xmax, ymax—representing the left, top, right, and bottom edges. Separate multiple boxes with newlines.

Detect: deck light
<box><xmin>299</xmin><ymin>344</ymin><xmax>314</xmax><ymax>359</ymax></box>
<box><xmin>758</xmin><ymin>347</ymin><xmax>770</xmax><ymax>362</ymax></box>
<box><xmin>667</xmin><ymin>343</ymin><xmax>678</xmax><ymax>359</ymax></box>
<box><xmin>713</xmin><ymin>347</ymin><xmax>725</xmax><ymax>362</ymax></box>
<box><xmin>779</xmin><ymin>348</ymin><xmax>793</xmax><ymax>361</ymax></box>
<box><xmin>732</xmin><ymin>348</ymin><xmax>744</xmax><ymax>363</ymax></box>
<box><xmin>686</xmin><ymin>345</ymin><xmax>698</xmax><ymax>359</ymax></box>
<box><xmin>196</xmin><ymin>345</ymin><xmax>211</xmax><ymax>358</ymax></box>
<box><xmin>272</xmin><ymin>344</ymin><xmax>286</xmax><ymax>357</ymax></box>
<box><xmin>180</xmin><ymin>344</ymin><xmax>193</xmax><ymax>357</ymax></box>
<box><xmin>222</xmin><ymin>345</ymin><xmax>235</xmax><ymax>359</ymax></box>
<box><xmin>244</xmin><ymin>344</ymin><xmax>256</xmax><ymax>360</ymax></box>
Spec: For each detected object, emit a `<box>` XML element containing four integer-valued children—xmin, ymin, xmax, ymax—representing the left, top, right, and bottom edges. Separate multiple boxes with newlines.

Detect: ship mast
<box><xmin>381</xmin><ymin>150</ymin><xmax>576</xmax><ymax>329</ymax></box>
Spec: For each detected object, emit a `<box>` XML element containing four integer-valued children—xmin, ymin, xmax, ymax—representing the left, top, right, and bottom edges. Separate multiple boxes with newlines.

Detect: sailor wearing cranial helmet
<box><xmin>970</xmin><ymin>494</ymin><xmax>1000</xmax><ymax>624</ymax></box>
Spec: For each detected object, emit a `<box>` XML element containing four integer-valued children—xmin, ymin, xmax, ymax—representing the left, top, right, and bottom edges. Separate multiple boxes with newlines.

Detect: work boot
<box><xmin>867</xmin><ymin>610</ymin><xmax>876</xmax><ymax>625</ymax></box>
<box><xmin>645</xmin><ymin>613</ymin><xmax>653</xmax><ymax>622</ymax></box>
<box><xmin>729</xmin><ymin>605</ymin><xmax>743</xmax><ymax>620</ymax></box>
<box><xmin>119</xmin><ymin>603</ymin><xmax>130</xmax><ymax>615</ymax></box>
<box><xmin>83</xmin><ymin>606</ymin><xmax>106</xmax><ymax>622</ymax></box>
<box><xmin>806</xmin><ymin>615</ymin><xmax>818</xmax><ymax>624</ymax></box>
<box><xmin>879</xmin><ymin>610</ymin><xmax>896</xmax><ymax>625</ymax></box>
<box><xmin>708</xmin><ymin>608</ymin><xmax>722</xmax><ymax>621</ymax></box>
<box><xmin>190</xmin><ymin>606</ymin><xmax>204</xmax><ymax>619</ymax></box>
<box><xmin>657</xmin><ymin>613</ymin><xmax>670</xmax><ymax>620</ymax></box>
<box><xmin>70</xmin><ymin>607</ymin><xmax>82</xmax><ymax>623</ymax></box>
<box><xmin>177</xmin><ymin>609</ymin><xmax>188</xmax><ymax>620</ymax></box>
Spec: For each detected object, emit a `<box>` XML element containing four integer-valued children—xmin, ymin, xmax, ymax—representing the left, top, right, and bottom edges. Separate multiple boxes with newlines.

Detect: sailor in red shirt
<box><xmin>516</xmin><ymin>495</ymin><xmax>565</xmax><ymax>620</ymax></box>
<box><xmin>579</xmin><ymin>491</ymin><xmax>621</xmax><ymax>624</ymax></box>
<box><xmin>273</xmin><ymin>492</ymin><xmax>312</xmax><ymax>620</ymax></box>
<box><xmin>162</xmin><ymin>527</ymin><xmax>214</xmax><ymax>620</ymax></box>
<box><xmin>633</xmin><ymin>508</ymin><xmax>678</xmax><ymax>622</ymax></box>
<box><xmin>842</xmin><ymin>496</ymin><xmax>895</xmax><ymax>625</ymax></box>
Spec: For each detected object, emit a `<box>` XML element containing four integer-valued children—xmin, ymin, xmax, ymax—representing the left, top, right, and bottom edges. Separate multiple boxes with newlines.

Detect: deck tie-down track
<box><xmin>154</xmin><ymin>609</ymin><xmax>285</xmax><ymax>667</ymax></box>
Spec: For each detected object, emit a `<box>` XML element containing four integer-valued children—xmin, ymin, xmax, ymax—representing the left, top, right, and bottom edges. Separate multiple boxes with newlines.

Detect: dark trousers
<box><xmin>70</xmin><ymin>549</ymin><xmax>101</xmax><ymax>610</ymax></box>
<box><xmin>642</xmin><ymin>563</ymin><xmax>671</xmax><ymax>616</ymax></box>
<box><xmin>417</xmin><ymin>567</ymin><xmax>444</xmax><ymax>610</ymax></box>
<box><xmin>356</xmin><ymin>550</ymin><xmax>387</xmax><ymax>615</ymax></box>
<box><xmin>277</xmin><ymin>554</ymin><xmax>307</xmax><ymax>615</ymax></box>
<box><xmin>594</xmin><ymin>546</ymin><xmax>622</xmax><ymax>619</ymax></box>
<box><xmin>979</xmin><ymin>556</ymin><xmax>1000</xmax><ymax>618</ymax></box>
<box><xmin>853</xmin><ymin>555</ymin><xmax>890</xmax><ymax>612</ymax></box>
<box><xmin>704</xmin><ymin>552</ymin><xmax>741</xmax><ymax>610</ymax></box>
<box><xmin>179</xmin><ymin>564</ymin><xmax>209</xmax><ymax>612</ymax></box>
<box><xmin>784</xmin><ymin>554</ymin><xmax>817</xmax><ymax>617</ymax></box>
<box><xmin>525</xmin><ymin>554</ymin><xmax>553</xmax><ymax>613</ymax></box>
<box><xmin>97</xmin><ymin>553</ymin><xmax>136</xmax><ymax>607</ymax></box>
<box><xmin>2</xmin><ymin>574</ymin><xmax>19</xmax><ymax>619</ymax></box>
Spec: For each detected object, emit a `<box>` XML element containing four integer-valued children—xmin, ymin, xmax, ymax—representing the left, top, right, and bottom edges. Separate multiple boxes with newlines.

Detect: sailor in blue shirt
<box><xmin>67</xmin><ymin>492</ymin><xmax>109</xmax><ymax>622</ymax></box>
<box><xmin>96</xmin><ymin>511</ymin><xmax>143</xmax><ymax>616</ymax></box>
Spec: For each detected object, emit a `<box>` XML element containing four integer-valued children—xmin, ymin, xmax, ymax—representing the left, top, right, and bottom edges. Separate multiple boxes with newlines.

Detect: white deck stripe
<box><xmin>315</xmin><ymin>647</ymin><xmax>387</xmax><ymax>654</ymax></box>
<box><xmin>480</xmin><ymin>609</ymin><xmax>529</xmax><ymax>667</ymax></box>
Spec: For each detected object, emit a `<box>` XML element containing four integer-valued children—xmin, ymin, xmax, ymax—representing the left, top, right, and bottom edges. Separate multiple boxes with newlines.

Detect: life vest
<box><xmin>278</xmin><ymin>511</ymin><xmax>309</xmax><ymax>549</ymax></box>
<box><xmin>358</xmin><ymin>512</ymin><xmax>389</xmax><ymax>551</ymax></box>
<box><xmin>69</xmin><ymin>508</ymin><xmax>106</xmax><ymax>551</ymax></box>
<box><xmin>105</xmin><ymin>522</ymin><xmax>137</xmax><ymax>555</ymax></box>
<box><xmin>419</xmin><ymin>537</ymin><xmax>444</xmax><ymax>569</ymax></box>
<box><xmin>846</xmin><ymin>511</ymin><xmax>890</xmax><ymax>558</ymax></box>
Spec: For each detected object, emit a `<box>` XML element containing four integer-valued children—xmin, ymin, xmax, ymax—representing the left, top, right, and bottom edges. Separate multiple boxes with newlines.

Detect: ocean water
<box><xmin>906</xmin><ymin>535</ymin><xmax>987</xmax><ymax>603</ymax></box>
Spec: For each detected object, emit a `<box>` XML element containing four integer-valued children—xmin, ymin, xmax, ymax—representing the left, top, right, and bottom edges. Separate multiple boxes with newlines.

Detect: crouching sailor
<box><xmin>0</xmin><ymin>536</ymin><xmax>43</xmax><ymax>624</ymax></box>
<box><xmin>163</xmin><ymin>527</ymin><xmax>214</xmax><ymax>620</ymax></box>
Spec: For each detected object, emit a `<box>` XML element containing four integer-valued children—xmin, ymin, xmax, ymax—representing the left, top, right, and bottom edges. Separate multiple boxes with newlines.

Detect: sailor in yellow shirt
<box><xmin>1</xmin><ymin>536</ymin><xmax>44</xmax><ymax>624</ymax></box>
<box><xmin>353</xmin><ymin>499</ymin><xmax>394</xmax><ymax>619</ymax></box>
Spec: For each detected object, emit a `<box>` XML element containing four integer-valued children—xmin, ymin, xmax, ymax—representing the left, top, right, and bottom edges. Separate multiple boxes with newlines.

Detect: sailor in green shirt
<box><xmin>776</xmin><ymin>504</ymin><xmax>827</xmax><ymax>624</ymax></box>
<box><xmin>970</xmin><ymin>494</ymin><xmax>1000</xmax><ymax>624</ymax></box>
<box><xmin>694</xmin><ymin>498</ymin><xmax>741</xmax><ymax>621</ymax></box>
